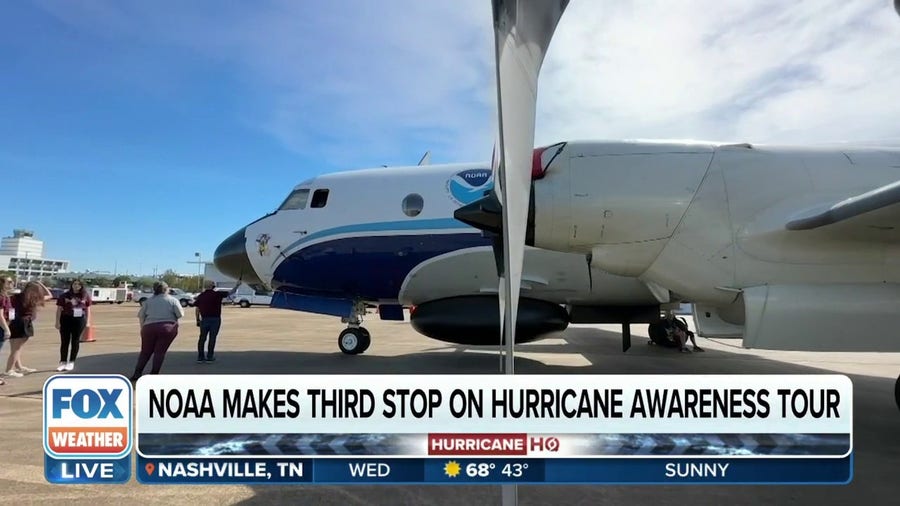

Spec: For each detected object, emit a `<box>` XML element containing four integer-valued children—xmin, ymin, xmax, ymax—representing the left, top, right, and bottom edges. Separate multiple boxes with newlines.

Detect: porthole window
<box><xmin>402</xmin><ymin>193</ymin><xmax>424</xmax><ymax>217</ymax></box>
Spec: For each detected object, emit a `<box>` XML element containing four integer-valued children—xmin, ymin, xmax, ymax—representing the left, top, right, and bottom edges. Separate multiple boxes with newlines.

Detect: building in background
<box><xmin>0</xmin><ymin>229</ymin><xmax>70</xmax><ymax>282</ymax></box>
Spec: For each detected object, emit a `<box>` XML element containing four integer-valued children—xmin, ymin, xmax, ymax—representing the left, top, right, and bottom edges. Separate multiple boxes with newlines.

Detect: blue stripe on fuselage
<box><xmin>272</xmin><ymin>232</ymin><xmax>491</xmax><ymax>301</ymax></box>
<box><xmin>275</xmin><ymin>217</ymin><xmax>473</xmax><ymax>267</ymax></box>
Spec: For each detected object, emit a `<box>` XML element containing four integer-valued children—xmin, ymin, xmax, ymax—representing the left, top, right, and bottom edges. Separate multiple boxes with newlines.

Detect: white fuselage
<box><xmin>238</xmin><ymin>161</ymin><xmax>657</xmax><ymax>310</ymax></box>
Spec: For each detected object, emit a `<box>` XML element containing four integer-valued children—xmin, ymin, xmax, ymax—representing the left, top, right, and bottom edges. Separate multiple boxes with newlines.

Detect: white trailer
<box><xmin>89</xmin><ymin>287</ymin><xmax>128</xmax><ymax>304</ymax></box>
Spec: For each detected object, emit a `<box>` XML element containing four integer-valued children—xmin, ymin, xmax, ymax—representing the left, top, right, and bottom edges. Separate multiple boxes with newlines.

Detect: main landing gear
<box><xmin>338</xmin><ymin>302</ymin><xmax>371</xmax><ymax>355</ymax></box>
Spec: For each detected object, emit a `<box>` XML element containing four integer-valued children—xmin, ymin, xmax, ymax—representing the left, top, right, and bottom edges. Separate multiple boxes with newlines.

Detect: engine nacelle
<box><xmin>742</xmin><ymin>284</ymin><xmax>900</xmax><ymax>352</ymax></box>
<box><xmin>410</xmin><ymin>295</ymin><xmax>569</xmax><ymax>345</ymax></box>
<box><xmin>694</xmin><ymin>284</ymin><xmax>900</xmax><ymax>352</ymax></box>
<box><xmin>692</xmin><ymin>303</ymin><xmax>744</xmax><ymax>339</ymax></box>
<box><xmin>532</xmin><ymin>141</ymin><xmax>713</xmax><ymax>277</ymax></box>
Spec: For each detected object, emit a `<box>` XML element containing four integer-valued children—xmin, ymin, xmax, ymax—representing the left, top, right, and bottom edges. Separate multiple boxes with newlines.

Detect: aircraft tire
<box><xmin>358</xmin><ymin>328</ymin><xmax>371</xmax><ymax>353</ymax></box>
<box><xmin>339</xmin><ymin>328</ymin><xmax>370</xmax><ymax>355</ymax></box>
<box><xmin>895</xmin><ymin>374</ymin><xmax>900</xmax><ymax>413</ymax></box>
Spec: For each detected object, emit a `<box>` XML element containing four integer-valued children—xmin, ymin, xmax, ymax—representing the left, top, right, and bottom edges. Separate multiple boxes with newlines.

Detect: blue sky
<box><xmin>0</xmin><ymin>0</ymin><xmax>494</xmax><ymax>274</ymax></box>
<box><xmin>2</xmin><ymin>0</ymin><xmax>900</xmax><ymax>275</ymax></box>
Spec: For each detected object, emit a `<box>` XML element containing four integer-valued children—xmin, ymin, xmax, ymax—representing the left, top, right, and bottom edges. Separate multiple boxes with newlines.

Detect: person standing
<box><xmin>4</xmin><ymin>281</ymin><xmax>52</xmax><ymax>377</ymax></box>
<box><xmin>131</xmin><ymin>281</ymin><xmax>184</xmax><ymax>381</ymax></box>
<box><xmin>55</xmin><ymin>279</ymin><xmax>92</xmax><ymax>372</ymax></box>
<box><xmin>0</xmin><ymin>276</ymin><xmax>14</xmax><ymax>385</ymax></box>
<box><xmin>194</xmin><ymin>280</ymin><xmax>240</xmax><ymax>363</ymax></box>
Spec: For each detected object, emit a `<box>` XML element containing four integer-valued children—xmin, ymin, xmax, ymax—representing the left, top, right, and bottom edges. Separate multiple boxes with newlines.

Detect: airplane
<box><xmin>216</xmin><ymin>0</ymin><xmax>900</xmax><ymax>414</ymax></box>
<box><xmin>453</xmin><ymin>0</ymin><xmax>900</xmax><ymax>414</ymax></box>
<box><xmin>212</xmin><ymin>159</ymin><xmax>667</xmax><ymax>355</ymax></box>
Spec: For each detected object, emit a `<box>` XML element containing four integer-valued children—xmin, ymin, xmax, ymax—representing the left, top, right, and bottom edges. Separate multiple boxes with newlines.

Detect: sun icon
<box><xmin>444</xmin><ymin>460</ymin><xmax>461</xmax><ymax>478</ymax></box>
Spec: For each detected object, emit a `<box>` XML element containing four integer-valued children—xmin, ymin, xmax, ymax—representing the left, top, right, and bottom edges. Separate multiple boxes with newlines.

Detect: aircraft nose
<box><xmin>213</xmin><ymin>226</ymin><xmax>262</xmax><ymax>284</ymax></box>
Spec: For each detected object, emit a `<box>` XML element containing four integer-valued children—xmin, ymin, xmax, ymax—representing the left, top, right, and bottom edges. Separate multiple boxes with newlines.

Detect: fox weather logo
<box><xmin>446</xmin><ymin>168</ymin><xmax>492</xmax><ymax>205</ymax></box>
<box><xmin>43</xmin><ymin>375</ymin><xmax>133</xmax><ymax>459</ymax></box>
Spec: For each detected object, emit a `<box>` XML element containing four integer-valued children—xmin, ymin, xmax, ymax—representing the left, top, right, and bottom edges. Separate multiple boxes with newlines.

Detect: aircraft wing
<box><xmin>785</xmin><ymin>179</ymin><xmax>900</xmax><ymax>241</ymax></box>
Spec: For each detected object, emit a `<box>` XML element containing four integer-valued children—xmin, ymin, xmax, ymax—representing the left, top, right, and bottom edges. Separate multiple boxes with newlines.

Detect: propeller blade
<box><xmin>492</xmin><ymin>0</ymin><xmax>569</xmax><ymax>375</ymax></box>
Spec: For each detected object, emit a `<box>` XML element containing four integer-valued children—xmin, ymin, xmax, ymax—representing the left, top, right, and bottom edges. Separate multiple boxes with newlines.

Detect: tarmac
<box><xmin>1</xmin><ymin>304</ymin><xmax>898</xmax><ymax>505</ymax></box>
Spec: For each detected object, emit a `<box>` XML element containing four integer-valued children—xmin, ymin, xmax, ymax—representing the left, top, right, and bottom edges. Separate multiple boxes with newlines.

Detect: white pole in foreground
<box><xmin>502</xmin><ymin>289</ymin><xmax>516</xmax><ymax>505</ymax></box>
<box><xmin>502</xmin><ymin>481</ymin><xmax>517</xmax><ymax>504</ymax></box>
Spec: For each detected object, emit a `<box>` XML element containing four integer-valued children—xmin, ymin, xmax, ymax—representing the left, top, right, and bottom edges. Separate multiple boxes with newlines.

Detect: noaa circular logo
<box><xmin>446</xmin><ymin>168</ymin><xmax>493</xmax><ymax>205</ymax></box>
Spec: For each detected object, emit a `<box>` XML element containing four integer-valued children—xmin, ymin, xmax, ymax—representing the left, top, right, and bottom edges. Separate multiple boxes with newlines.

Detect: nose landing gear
<box><xmin>338</xmin><ymin>327</ymin><xmax>371</xmax><ymax>355</ymax></box>
<box><xmin>338</xmin><ymin>302</ymin><xmax>371</xmax><ymax>355</ymax></box>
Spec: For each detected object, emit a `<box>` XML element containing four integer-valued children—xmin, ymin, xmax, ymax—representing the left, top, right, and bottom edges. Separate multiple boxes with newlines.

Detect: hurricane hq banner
<box><xmin>44</xmin><ymin>374</ymin><xmax>853</xmax><ymax>485</ymax></box>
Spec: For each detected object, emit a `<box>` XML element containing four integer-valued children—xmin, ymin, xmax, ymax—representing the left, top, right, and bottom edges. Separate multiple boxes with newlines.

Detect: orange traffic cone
<box><xmin>81</xmin><ymin>326</ymin><xmax>96</xmax><ymax>343</ymax></box>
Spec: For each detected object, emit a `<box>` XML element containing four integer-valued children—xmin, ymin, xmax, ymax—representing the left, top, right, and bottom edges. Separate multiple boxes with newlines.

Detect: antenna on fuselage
<box><xmin>417</xmin><ymin>151</ymin><xmax>431</xmax><ymax>166</ymax></box>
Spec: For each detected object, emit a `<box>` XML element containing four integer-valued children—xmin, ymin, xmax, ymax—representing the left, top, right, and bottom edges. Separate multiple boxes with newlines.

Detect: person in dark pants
<box><xmin>131</xmin><ymin>281</ymin><xmax>184</xmax><ymax>381</ymax></box>
<box><xmin>194</xmin><ymin>280</ymin><xmax>240</xmax><ymax>363</ymax></box>
<box><xmin>55</xmin><ymin>279</ymin><xmax>92</xmax><ymax>372</ymax></box>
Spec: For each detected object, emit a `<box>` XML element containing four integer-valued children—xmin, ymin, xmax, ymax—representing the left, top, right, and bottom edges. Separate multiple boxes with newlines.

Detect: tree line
<box><xmin>0</xmin><ymin>269</ymin><xmax>206</xmax><ymax>292</ymax></box>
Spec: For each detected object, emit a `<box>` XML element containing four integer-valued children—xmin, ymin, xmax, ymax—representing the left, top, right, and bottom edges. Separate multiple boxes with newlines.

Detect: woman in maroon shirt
<box><xmin>4</xmin><ymin>281</ymin><xmax>51</xmax><ymax>378</ymax></box>
<box><xmin>55</xmin><ymin>279</ymin><xmax>92</xmax><ymax>372</ymax></box>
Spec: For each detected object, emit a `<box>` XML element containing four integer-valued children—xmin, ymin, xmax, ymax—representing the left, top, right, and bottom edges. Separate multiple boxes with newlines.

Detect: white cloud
<box><xmin>32</xmin><ymin>0</ymin><xmax>497</xmax><ymax>165</ymax></box>
<box><xmin>30</xmin><ymin>0</ymin><xmax>900</xmax><ymax>166</ymax></box>
<box><xmin>218</xmin><ymin>0</ymin><xmax>499</xmax><ymax>165</ymax></box>
<box><xmin>537</xmin><ymin>0</ymin><xmax>900</xmax><ymax>146</ymax></box>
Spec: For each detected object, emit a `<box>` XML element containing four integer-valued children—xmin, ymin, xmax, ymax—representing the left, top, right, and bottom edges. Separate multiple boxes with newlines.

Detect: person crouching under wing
<box><xmin>648</xmin><ymin>311</ymin><xmax>704</xmax><ymax>353</ymax></box>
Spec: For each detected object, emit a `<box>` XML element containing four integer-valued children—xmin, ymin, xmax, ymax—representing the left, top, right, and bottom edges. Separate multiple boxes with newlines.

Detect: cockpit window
<box><xmin>311</xmin><ymin>189</ymin><xmax>330</xmax><ymax>208</ymax></box>
<box><xmin>279</xmin><ymin>189</ymin><xmax>310</xmax><ymax>210</ymax></box>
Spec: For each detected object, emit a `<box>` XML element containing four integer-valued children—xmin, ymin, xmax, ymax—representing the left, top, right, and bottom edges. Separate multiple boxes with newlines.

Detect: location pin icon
<box><xmin>146</xmin><ymin>463</ymin><xmax>155</xmax><ymax>476</ymax></box>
